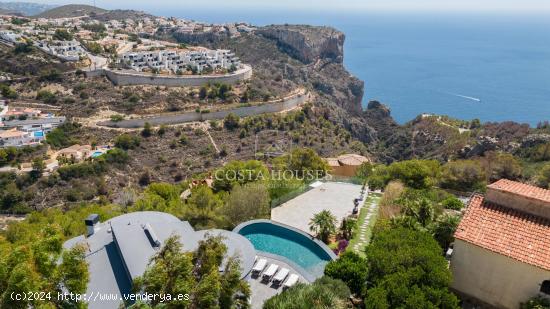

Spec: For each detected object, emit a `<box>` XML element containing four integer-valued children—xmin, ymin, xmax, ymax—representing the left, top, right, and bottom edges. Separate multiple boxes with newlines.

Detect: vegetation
<box><xmin>273</xmin><ymin>147</ymin><xmax>329</xmax><ymax>179</ymax></box>
<box><xmin>212</xmin><ymin>160</ymin><xmax>268</xmax><ymax>192</ymax></box>
<box><xmin>0</xmin><ymin>204</ymin><xmax>121</xmax><ymax>307</ymax></box>
<box><xmin>45</xmin><ymin>122</ymin><xmax>81</xmax><ymax>148</ymax></box>
<box><xmin>223</xmin><ymin>113</ymin><xmax>240</xmax><ymax>130</ymax></box>
<box><xmin>133</xmin><ymin>234</ymin><xmax>250</xmax><ymax>308</ymax></box>
<box><xmin>324</xmin><ymin>251</ymin><xmax>368</xmax><ymax>296</ymax></box>
<box><xmin>114</xmin><ymin>133</ymin><xmax>141</xmax><ymax>150</ymax></box>
<box><xmin>222</xmin><ymin>183</ymin><xmax>270</xmax><ymax>228</ymax></box>
<box><xmin>0</xmin><ymin>84</ymin><xmax>17</xmax><ymax>99</ymax></box>
<box><xmin>309</xmin><ymin>210</ymin><xmax>337</xmax><ymax>244</ymax></box>
<box><xmin>263</xmin><ymin>276</ymin><xmax>350</xmax><ymax>309</ymax></box>
<box><xmin>521</xmin><ymin>296</ymin><xmax>550</xmax><ymax>309</ymax></box>
<box><xmin>53</xmin><ymin>29</ymin><xmax>73</xmax><ymax>41</ymax></box>
<box><xmin>36</xmin><ymin>89</ymin><xmax>57</xmax><ymax>104</ymax></box>
<box><xmin>364</xmin><ymin>227</ymin><xmax>459</xmax><ymax>309</ymax></box>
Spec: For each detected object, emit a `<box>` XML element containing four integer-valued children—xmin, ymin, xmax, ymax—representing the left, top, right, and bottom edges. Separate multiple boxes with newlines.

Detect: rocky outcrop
<box><xmin>521</xmin><ymin>133</ymin><xmax>550</xmax><ymax>148</ymax></box>
<box><xmin>257</xmin><ymin>25</ymin><xmax>345</xmax><ymax>64</ymax></box>
<box><xmin>459</xmin><ymin>136</ymin><xmax>500</xmax><ymax>158</ymax></box>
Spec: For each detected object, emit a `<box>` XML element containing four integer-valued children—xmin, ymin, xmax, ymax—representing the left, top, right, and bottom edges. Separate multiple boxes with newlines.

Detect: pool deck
<box><xmin>271</xmin><ymin>182</ymin><xmax>363</xmax><ymax>234</ymax></box>
<box><xmin>247</xmin><ymin>254</ymin><xmax>309</xmax><ymax>309</ymax></box>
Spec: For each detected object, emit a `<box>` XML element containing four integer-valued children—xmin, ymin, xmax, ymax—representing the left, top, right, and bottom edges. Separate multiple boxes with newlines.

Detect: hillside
<box><xmin>0</xmin><ymin>8</ymin><xmax>17</xmax><ymax>15</ymax></box>
<box><xmin>0</xmin><ymin>1</ymin><xmax>55</xmax><ymax>16</ymax></box>
<box><xmin>34</xmin><ymin>4</ymin><xmax>107</xmax><ymax>18</ymax></box>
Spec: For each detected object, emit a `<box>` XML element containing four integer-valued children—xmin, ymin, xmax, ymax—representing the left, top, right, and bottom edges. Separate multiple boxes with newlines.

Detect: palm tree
<box><xmin>309</xmin><ymin>210</ymin><xmax>337</xmax><ymax>243</ymax></box>
<box><xmin>340</xmin><ymin>217</ymin><xmax>357</xmax><ymax>240</ymax></box>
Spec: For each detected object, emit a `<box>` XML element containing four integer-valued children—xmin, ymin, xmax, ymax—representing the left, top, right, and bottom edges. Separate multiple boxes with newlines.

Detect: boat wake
<box><xmin>448</xmin><ymin>93</ymin><xmax>481</xmax><ymax>102</ymax></box>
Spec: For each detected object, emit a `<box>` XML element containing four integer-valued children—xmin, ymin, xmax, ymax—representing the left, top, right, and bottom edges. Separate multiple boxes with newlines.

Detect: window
<box><xmin>541</xmin><ymin>280</ymin><xmax>550</xmax><ymax>295</ymax></box>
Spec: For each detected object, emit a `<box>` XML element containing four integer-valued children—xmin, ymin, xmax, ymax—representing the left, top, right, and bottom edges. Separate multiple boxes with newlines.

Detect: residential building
<box><xmin>325</xmin><ymin>154</ymin><xmax>370</xmax><ymax>177</ymax></box>
<box><xmin>2</xmin><ymin>116</ymin><xmax>66</xmax><ymax>133</ymax></box>
<box><xmin>0</xmin><ymin>30</ymin><xmax>20</xmax><ymax>43</ymax></box>
<box><xmin>35</xmin><ymin>40</ymin><xmax>86</xmax><ymax>61</ymax></box>
<box><xmin>55</xmin><ymin>144</ymin><xmax>92</xmax><ymax>162</ymax></box>
<box><xmin>450</xmin><ymin>179</ymin><xmax>550</xmax><ymax>308</ymax></box>
<box><xmin>119</xmin><ymin>48</ymin><xmax>241</xmax><ymax>74</ymax></box>
<box><xmin>0</xmin><ymin>106</ymin><xmax>42</xmax><ymax>121</ymax></box>
<box><xmin>0</xmin><ymin>128</ymin><xmax>41</xmax><ymax>147</ymax></box>
<box><xmin>63</xmin><ymin>212</ymin><xmax>256</xmax><ymax>309</ymax></box>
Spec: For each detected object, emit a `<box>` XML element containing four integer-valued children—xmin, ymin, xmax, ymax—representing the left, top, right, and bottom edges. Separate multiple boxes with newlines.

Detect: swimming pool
<box><xmin>233</xmin><ymin>220</ymin><xmax>336</xmax><ymax>277</ymax></box>
<box><xmin>33</xmin><ymin>131</ymin><xmax>44</xmax><ymax>137</ymax></box>
<box><xmin>91</xmin><ymin>151</ymin><xmax>103</xmax><ymax>158</ymax></box>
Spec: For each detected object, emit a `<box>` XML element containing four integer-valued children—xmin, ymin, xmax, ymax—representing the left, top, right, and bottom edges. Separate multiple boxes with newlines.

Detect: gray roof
<box><xmin>2</xmin><ymin>116</ymin><xmax>66</xmax><ymax>127</ymax></box>
<box><xmin>63</xmin><ymin>211</ymin><xmax>256</xmax><ymax>309</ymax></box>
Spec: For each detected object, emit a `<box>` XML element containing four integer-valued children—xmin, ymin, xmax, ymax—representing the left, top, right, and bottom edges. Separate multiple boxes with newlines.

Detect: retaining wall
<box><xmin>88</xmin><ymin>65</ymin><xmax>252</xmax><ymax>87</ymax></box>
<box><xmin>98</xmin><ymin>92</ymin><xmax>307</xmax><ymax>128</ymax></box>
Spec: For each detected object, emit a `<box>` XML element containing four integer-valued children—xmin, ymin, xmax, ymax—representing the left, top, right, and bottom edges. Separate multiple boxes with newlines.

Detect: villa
<box><xmin>119</xmin><ymin>48</ymin><xmax>241</xmax><ymax>74</ymax></box>
<box><xmin>64</xmin><ymin>212</ymin><xmax>336</xmax><ymax>309</ymax></box>
<box><xmin>0</xmin><ymin>106</ymin><xmax>42</xmax><ymax>121</ymax></box>
<box><xmin>35</xmin><ymin>40</ymin><xmax>86</xmax><ymax>62</ymax></box>
<box><xmin>450</xmin><ymin>179</ymin><xmax>550</xmax><ymax>308</ymax></box>
<box><xmin>55</xmin><ymin>144</ymin><xmax>93</xmax><ymax>162</ymax></box>
<box><xmin>1</xmin><ymin>116</ymin><xmax>66</xmax><ymax>133</ymax></box>
<box><xmin>0</xmin><ymin>128</ymin><xmax>41</xmax><ymax>148</ymax></box>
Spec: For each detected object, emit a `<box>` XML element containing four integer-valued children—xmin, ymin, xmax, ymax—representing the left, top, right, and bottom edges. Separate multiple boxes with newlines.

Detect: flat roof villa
<box><xmin>119</xmin><ymin>49</ymin><xmax>241</xmax><ymax>74</ymax></box>
<box><xmin>450</xmin><ymin>179</ymin><xmax>550</xmax><ymax>308</ymax></box>
<box><xmin>65</xmin><ymin>211</ymin><xmax>336</xmax><ymax>309</ymax></box>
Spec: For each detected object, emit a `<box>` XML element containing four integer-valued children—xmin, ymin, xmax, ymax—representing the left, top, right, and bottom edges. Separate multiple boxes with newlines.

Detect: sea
<box><xmin>123</xmin><ymin>6</ymin><xmax>550</xmax><ymax>126</ymax></box>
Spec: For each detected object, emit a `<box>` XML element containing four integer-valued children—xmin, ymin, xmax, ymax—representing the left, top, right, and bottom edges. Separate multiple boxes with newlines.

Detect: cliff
<box><xmin>257</xmin><ymin>25</ymin><xmax>345</xmax><ymax>64</ymax></box>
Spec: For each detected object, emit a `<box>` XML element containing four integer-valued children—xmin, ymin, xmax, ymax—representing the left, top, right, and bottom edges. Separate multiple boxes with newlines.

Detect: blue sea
<box><xmin>111</xmin><ymin>5</ymin><xmax>550</xmax><ymax>125</ymax></box>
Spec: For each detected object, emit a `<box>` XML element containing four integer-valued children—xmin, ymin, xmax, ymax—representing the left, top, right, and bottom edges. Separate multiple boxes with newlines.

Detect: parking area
<box><xmin>271</xmin><ymin>182</ymin><xmax>363</xmax><ymax>234</ymax></box>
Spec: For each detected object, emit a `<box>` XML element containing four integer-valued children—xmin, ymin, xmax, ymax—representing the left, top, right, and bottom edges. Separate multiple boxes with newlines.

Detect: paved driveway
<box><xmin>271</xmin><ymin>182</ymin><xmax>363</xmax><ymax>234</ymax></box>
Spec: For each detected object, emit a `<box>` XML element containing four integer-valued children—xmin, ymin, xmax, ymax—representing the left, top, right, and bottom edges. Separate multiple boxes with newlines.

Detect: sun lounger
<box><xmin>273</xmin><ymin>267</ymin><xmax>289</xmax><ymax>284</ymax></box>
<box><xmin>283</xmin><ymin>274</ymin><xmax>299</xmax><ymax>289</ymax></box>
<box><xmin>252</xmin><ymin>258</ymin><xmax>267</xmax><ymax>275</ymax></box>
<box><xmin>262</xmin><ymin>264</ymin><xmax>279</xmax><ymax>281</ymax></box>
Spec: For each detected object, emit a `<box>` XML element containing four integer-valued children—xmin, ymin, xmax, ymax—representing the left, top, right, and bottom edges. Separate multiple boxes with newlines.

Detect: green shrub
<box><xmin>114</xmin><ymin>134</ymin><xmax>141</xmax><ymax>150</ymax></box>
<box><xmin>441</xmin><ymin>196</ymin><xmax>463</xmax><ymax>210</ymax></box>
<box><xmin>324</xmin><ymin>251</ymin><xmax>368</xmax><ymax>295</ymax></box>
<box><xmin>36</xmin><ymin>90</ymin><xmax>57</xmax><ymax>104</ymax></box>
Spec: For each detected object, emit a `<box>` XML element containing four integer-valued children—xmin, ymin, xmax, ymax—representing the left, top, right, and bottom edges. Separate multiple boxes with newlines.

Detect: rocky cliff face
<box><xmin>257</xmin><ymin>25</ymin><xmax>345</xmax><ymax>64</ymax></box>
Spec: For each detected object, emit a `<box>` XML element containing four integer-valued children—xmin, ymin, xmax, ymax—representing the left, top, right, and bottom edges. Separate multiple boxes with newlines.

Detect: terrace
<box><xmin>271</xmin><ymin>181</ymin><xmax>363</xmax><ymax>234</ymax></box>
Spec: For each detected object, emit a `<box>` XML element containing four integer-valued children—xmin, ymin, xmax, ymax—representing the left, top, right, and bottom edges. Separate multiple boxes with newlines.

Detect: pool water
<box><xmin>91</xmin><ymin>151</ymin><xmax>103</xmax><ymax>158</ymax></box>
<box><xmin>33</xmin><ymin>131</ymin><xmax>44</xmax><ymax>137</ymax></box>
<box><xmin>237</xmin><ymin>222</ymin><xmax>333</xmax><ymax>276</ymax></box>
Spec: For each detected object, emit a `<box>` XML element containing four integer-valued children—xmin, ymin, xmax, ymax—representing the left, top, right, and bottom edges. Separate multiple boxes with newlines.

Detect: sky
<box><xmin>10</xmin><ymin>0</ymin><xmax>550</xmax><ymax>14</ymax></box>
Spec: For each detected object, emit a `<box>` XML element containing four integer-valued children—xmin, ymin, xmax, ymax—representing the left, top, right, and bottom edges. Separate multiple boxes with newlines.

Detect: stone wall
<box><xmin>99</xmin><ymin>65</ymin><xmax>252</xmax><ymax>87</ymax></box>
<box><xmin>98</xmin><ymin>92</ymin><xmax>307</xmax><ymax>128</ymax></box>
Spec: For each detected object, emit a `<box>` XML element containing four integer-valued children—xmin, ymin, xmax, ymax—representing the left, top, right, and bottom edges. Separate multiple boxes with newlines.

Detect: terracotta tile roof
<box><xmin>332</xmin><ymin>154</ymin><xmax>370</xmax><ymax>166</ymax></box>
<box><xmin>325</xmin><ymin>158</ymin><xmax>340</xmax><ymax>167</ymax></box>
<box><xmin>455</xmin><ymin>194</ymin><xmax>550</xmax><ymax>271</ymax></box>
<box><xmin>488</xmin><ymin>179</ymin><xmax>550</xmax><ymax>203</ymax></box>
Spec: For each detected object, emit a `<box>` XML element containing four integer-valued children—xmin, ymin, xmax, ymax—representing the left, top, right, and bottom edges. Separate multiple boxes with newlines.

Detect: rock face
<box><xmin>257</xmin><ymin>25</ymin><xmax>345</xmax><ymax>64</ymax></box>
<box><xmin>521</xmin><ymin>133</ymin><xmax>550</xmax><ymax>148</ymax></box>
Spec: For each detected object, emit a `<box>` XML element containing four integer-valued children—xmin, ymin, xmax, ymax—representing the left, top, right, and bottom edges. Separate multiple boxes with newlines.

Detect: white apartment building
<box><xmin>119</xmin><ymin>49</ymin><xmax>240</xmax><ymax>74</ymax></box>
<box><xmin>35</xmin><ymin>40</ymin><xmax>85</xmax><ymax>61</ymax></box>
<box><xmin>0</xmin><ymin>30</ymin><xmax>20</xmax><ymax>43</ymax></box>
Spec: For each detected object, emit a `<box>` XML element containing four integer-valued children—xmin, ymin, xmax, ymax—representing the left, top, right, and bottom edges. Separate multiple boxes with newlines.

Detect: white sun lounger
<box><xmin>283</xmin><ymin>274</ymin><xmax>299</xmax><ymax>289</ymax></box>
<box><xmin>262</xmin><ymin>264</ymin><xmax>279</xmax><ymax>281</ymax></box>
<box><xmin>252</xmin><ymin>258</ymin><xmax>267</xmax><ymax>275</ymax></box>
<box><xmin>273</xmin><ymin>267</ymin><xmax>289</xmax><ymax>284</ymax></box>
